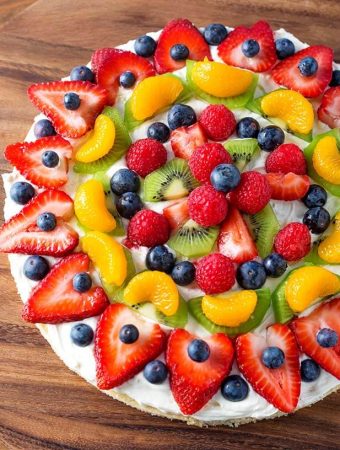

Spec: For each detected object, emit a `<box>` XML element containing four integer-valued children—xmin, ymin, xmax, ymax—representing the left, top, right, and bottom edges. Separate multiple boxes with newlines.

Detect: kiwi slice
<box><xmin>132</xmin><ymin>296</ymin><xmax>188</xmax><ymax>328</ymax></box>
<box><xmin>143</xmin><ymin>158</ymin><xmax>198</xmax><ymax>202</ymax></box>
<box><xmin>224</xmin><ymin>138</ymin><xmax>260</xmax><ymax>171</ymax></box>
<box><xmin>188</xmin><ymin>288</ymin><xmax>271</xmax><ymax>336</ymax></box>
<box><xmin>272</xmin><ymin>273</ymin><xmax>295</xmax><ymax>324</ymax></box>
<box><xmin>168</xmin><ymin>219</ymin><xmax>219</xmax><ymax>258</ymax></box>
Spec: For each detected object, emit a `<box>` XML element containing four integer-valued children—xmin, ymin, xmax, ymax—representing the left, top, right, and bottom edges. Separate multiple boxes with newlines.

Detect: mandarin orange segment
<box><xmin>312</xmin><ymin>136</ymin><xmax>340</xmax><ymax>184</ymax></box>
<box><xmin>318</xmin><ymin>211</ymin><xmax>340</xmax><ymax>263</ymax></box>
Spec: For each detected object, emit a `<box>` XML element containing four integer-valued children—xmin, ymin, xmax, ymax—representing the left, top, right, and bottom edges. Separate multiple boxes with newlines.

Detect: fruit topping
<box><xmin>110</xmin><ymin>168</ymin><xmax>140</xmax><ymax>196</ymax></box>
<box><xmin>143</xmin><ymin>360</ymin><xmax>168</xmax><ymax>384</ymax></box>
<box><xmin>317</xmin><ymin>328</ymin><xmax>338</xmax><ymax>348</ymax></box>
<box><xmin>171</xmin><ymin>261</ymin><xmax>196</xmax><ymax>286</ymax></box>
<box><xmin>73</xmin><ymin>272</ymin><xmax>92</xmax><ymax>292</ymax></box>
<box><xmin>210</xmin><ymin>164</ymin><xmax>241</xmax><ymax>193</ymax></box>
<box><xmin>119</xmin><ymin>324</ymin><xmax>139</xmax><ymax>344</ymax></box>
<box><xmin>246</xmin><ymin>204</ymin><xmax>280</xmax><ymax>258</ymax></box>
<box><xmin>318</xmin><ymin>211</ymin><xmax>340</xmax><ymax>263</ymax></box>
<box><xmin>188</xmin><ymin>185</ymin><xmax>228</xmax><ymax>227</ymax></box>
<box><xmin>70</xmin><ymin>65</ymin><xmax>94</xmax><ymax>82</ymax></box>
<box><xmin>10</xmin><ymin>181</ymin><xmax>35</xmax><ymax>205</ymax></box>
<box><xmin>265</xmin><ymin>143</ymin><xmax>307</xmax><ymax>175</ymax></box>
<box><xmin>318</xmin><ymin>87</ymin><xmax>340</xmax><ymax>129</ymax></box>
<box><xmin>170</xmin><ymin>122</ymin><xmax>207</xmax><ymax>160</ymax></box>
<box><xmin>229</xmin><ymin>171</ymin><xmax>271</xmax><ymax>215</ymax></box>
<box><xmin>236</xmin><ymin>260</ymin><xmax>266</xmax><ymax>290</ymax></box>
<box><xmin>23</xmin><ymin>255</ymin><xmax>50</xmax><ymax>281</ymax></box>
<box><xmin>224</xmin><ymin>138</ymin><xmax>260</xmax><ymax>170</ymax></box>
<box><xmin>64</xmin><ymin>92</ymin><xmax>80</xmax><ymax>110</ymax></box>
<box><xmin>300</xmin><ymin>359</ymin><xmax>321</xmax><ymax>382</ymax></box>
<box><xmin>312</xmin><ymin>136</ymin><xmax>340</xmax><ymax>185</ymax></box>
<box><xmin>134</xmin><ymin>35</ymin><xmax>157</xmax><ymax>57</ymax></box>
<box><xmin>274</xmin><ymin>222</ymin><xmax>311</xmax><ymax>261</ymax></box>
<box><xmin>37</xmin><ymin>212</ymin><xmax>56</xmax><ymax>231</ymax></box>
<box><xmin>275</xmin><ymin>38</ymin><xmax>295</xmax><ymax>60</ymax></box>
<box><xmin>188</xmin><ymin>338</ymin><xmax>210</xmax><ymax>362</ymax></box>
<box><xmin>170</xmin><ymin>44</ymin><xmax>189</xmax><ymax>61</ymax></box>
<box><xmin>303</xmin><ymin>206</ymin><xmax>330</xmax><ymax>234</ymax></box>
<box><xmin>263</xmin><ymin>253</ymin><xmax>287</xmax><ymax>278</ymax></box>
<box><xmin>266</xmin><ymin>172</ymin><xmax>310</xmax><ymax>201</ymax></box>
<box><xmin>146</xmin><ymin>245</ymin><xmax>175</xmax><ymax>274</ymax></box>
<box><xmin>221</xmin><ymin>375</ymin><xmax>249</xmax><ymax>402</ymax></box>
<box><xmin>163</xmin><ymin>198</ymin><xmax>189</xmax><ymax>231</ymax></box>
<box><xmin>257</xmin><ymin>125</ymin><xmax>285</xmax><ymax>152</ymax></box>
<box><xmin>147</xmin><ymin>122</ymin><xmax>170</xmax><ymax>143</ymax></box>
<box><xmin>236</xmin><ymin>117</ymin><xmax>260</xmax><ymax>139</ymax></box>
<box><xmin>198</xmin><ymin>104</ymin><xmax>236</xmax><ymax>141</ymax></box>
<box><xmin>168</xmin><ymin>103</ymin><xmax>197</xmax><ymax>130</ymax></box>
<box><xmin>196</xmin><ymin>253</ymin><xmax>235</xmax><ymax>294</ymax></box>
<box><xmin>127</xmin><ymin>210</ymin><xmax>170</xmax><ymax>247</ymax></box>
<box><xmin>204</xmin><ymin>23</ymin><xmax>228</xmax><ymax>46</ymax></box>
<box><xmin>302</xmin><ymin>184</ymin><xmax>327</xmax><ymax>208</ymax></box>
<box><xmin>34</xmin><ymin>119</ymin><xmax>56</xmax><ymax>138</ymax></box>
<box><xmin>330</xmin><ymin>70</ymin><xmax>340</xmax><ymax>87</ymax></box>
<box><xmin>71</xmin><ymin>323</ymin><xmax>94</xmax><ymax>347</ymax></box>
<box><xmin>116</xmin><ymin>192</ymin><xmax>143</xmax><ymax>219</ymax></box>
<box><xmin>119</xmin><ymin>71</ymin><xmax>136</xmax><ymax>89</ymax></box>
<box><xmin>189</xmin><ymin>142</ymin><xmax>232</xmax><ymax>183</ymax></box>
<box><xmin>261</xmin><ymin>346</ymin><xmax>285</xmax><ymax>369</ymax></box>
<box><xmin>126</xmin><ymin>138</ymin><xmax>167</xmax><ymax>177</ymax></box>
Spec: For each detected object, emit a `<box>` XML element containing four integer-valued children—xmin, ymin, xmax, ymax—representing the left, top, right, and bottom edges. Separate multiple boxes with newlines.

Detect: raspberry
<box><xmin>198</xmin><ymin>105</ymin><xmax>236</xmax><ymax>141</ymax></box>
<box><xmin>126</xmin><ymin>138</ymin><xmax>167</xmax><ymax>177</ymax></box>
<box><xmin>274</xmin><ymin>222</ymin><xmax>311</xmax><ymax>261</ymax></box>
<box><xmin>189</xmin><ymin>142</ymin><xmax>232</xmax><ymax>183</ymax></box>
<box><xmin>127</xmin><ymin>210</ymin><xmax>170</xmax><ymax>247</ymax></box>
<box><xmin>196</xmin><ymin>253</ymin><xmax>235</xmax><ymax>294</ymax></box>
<box><xmin>265</xmin><ymin>143</ymin><xmax>307</xmax><ymax>175</ymax></box>
<box><xmin>188</xmin><ymin>185</ymin><xmax>228</xmax><ymax>226</ymax></box>
<box><xmin>229</xmin><ymin>171</ymin><xmax>271</xmax><ymax>214</ymax></box>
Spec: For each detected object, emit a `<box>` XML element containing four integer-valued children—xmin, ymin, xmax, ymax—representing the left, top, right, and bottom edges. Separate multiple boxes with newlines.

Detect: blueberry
<box><xmin>187</xmin><ymin>339</ymin><xmax>210</xmax><ymax>362</ymax></box>
<box><xmin>41</xmin><ymin>150</ymin><xmax>59</xmax><ymax>168</ymax></box>
<box><xmin>171</xmin><ymin>261</ymin><xmax>196</xmax><ymax>286</ymax></box>
<box><xmin>170</xmin><ymin>44</ymin><xmax>189</xmax><ymax>61</ymax></box>
<box><xmin>316</xmin><ymin>328</ymin><xmax>338</xmax><ymax>348</ymax></box>
<box><xmin>263</xmin><ymin>253</ymin><xmax>287</xmax><ymax>278</ymax></box>
<box><xmin>146</xmin><ymin>245</ymin><xmax>175</xmax><ymax>273</ymax></box>
<box><xmin>147</xmin><ymin>122</ymin><xmax>170</xmax><ymax>143</ymax></box>
<box><xmin>119</xmin><ymin>324</ymin><xmax>139</xmax><ymax>344</ymax></box>
<box><xmin>204</xmin><ymin>23</ymin><xmax>228</xmax><ymax>45</ymax></box>
<box><xmin>275</xmin><ymin>38</ymin><xmax>295</xmax><ymax>60</ymax></box>
<box><xmin>261</xmin><ymin>346</ymin><xmax>285</xmax><ymax>369</ymax></box>
<box><xmin>236</xmin><ymin>260</ymin><xmax>266</xmax><ymax>289</ymax></box>
<box><xmin>143</xmin><ymin>360</ymin><xmax>168</xmax><ymax>384</ymax></box>
<box><xmin>10</xmin><ymin>181</ymin><xmax>35</xmax><ymax>205</ymax></box>
<box><xmin>330</xmin><ymin>70</ymin><xmax>340</xmax><ymax>87</ymax></box>
<box><xmin>23</xmin><ymin>255</ymin><xmax>50</xmax><ymax>281</ymax></box>
<box><xmin>298</xmin><ymin>56</ymin><xmax>318</xmax><ymax>77</ymax></box>
<box><xmin>300</xmin><ymin>359</ymin><xmax>321</xmax><ymax>382</ymax></box>
<box><xmin>303</xmin><ymin>206</ymin><xmax>330</xmax><ymax>234</ymax></box>
<box><xmin>210</xmin><ymin>164</ymin><xmax>241</xmax><ymax>193</ymax></box>
<box><xmin>34</xmin><ymin>119</ymin><xmax>56</xmax><ymax>138</ymax></box>
<box><xmin>71</xmin><ymin>323</ymin><xmax>94</xmax><ymax>347</ymax></box>
<box><xmin>221</xmin><ymin>375</ymin><xmax>249</xmax><ymax>401</ymax></box>
<box><xmin>110</xmin><ymin>169</ymin><xmax>140</xmax><ymax>196</ymax></box>
<box><xmin>119</xmin><ymin>71</ymin><xmax>136</xmax><ymax>88</ymax></box>
<box><xmin>167</xmin><ymin>104</ymin><xmax>197</xmax><ymax>130</ymax></box>
<box><xmin>257</xmin><ymin>125</ymin><xmax>285</xmax><ymax>152</ymax></box>
<box><xmin>73</xmin><ymin>272</ymin><xmax>92</xmax><ymax>293</ymax></box>
<box><xmin>134</xmin><ymin>35</ymin><xmax>157</xmax><ymax>57</ymax></box>
<box><xmin>115</xmin><ymin>192</ymin><xmax>143</xmax><ymax>219</ymax></box>
<box><xmin>242</xmin><ymin>39</ymin><xmax>260</xmax><ymax>57</ymax></box>
<box><xmin>302</xmin><ymin>184</ymin><xmax>327</xmax><ymax>208</ymax></box>
<box><xmin>70</xmin><ymin>65</ymin><xmax>94</xmax><ymax>82</ymax></box>
<box><xmin>36</xmin><ymin>212</ymin><xmax>56</xmax><ymax>231</ymax></box>
<box><xmin>64</xmin><ymin>92</ymin><xmax>80</xmax><ymax>110</ymax></box>
<box><xmin>236</xmin><ymin>117</ymin><xmax>260</xmax><ymax>139</ymax></box>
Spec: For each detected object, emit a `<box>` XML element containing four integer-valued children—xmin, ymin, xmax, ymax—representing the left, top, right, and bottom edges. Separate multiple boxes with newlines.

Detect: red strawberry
<box><xmin>154</xmin><ymin>18</ymin><xmax>211</xmax><ymax>74</ymax></box>
<box><xmin>4</xmin><ymin>136</ymin><xmax>73</xmax><ymax>189</ymax></box>
<box><xmin>22</xmin><ymin>253</ymin><xmax>109</xmax><ymax>324</ymax></box>
<box><xmin>291</xmin><ymin>298</ymin><xmax>340</xmax><ymax>379</ymax></box>
<box><xmin>170</xmin><ymin>123</ymin><xmax>207</xmax><ymax>160</ymax></box>
<box><xmin>217</xmin><ymin>21</ymin><xmax>276</xmax><ymax>73</ymax></box>
<box><xmin>317</xmin><ymin>87</ymin><xmax>340</xmax><ymax>129</ymax></box>
<box><xmin>218</xmin><ymin>206</ymin><xmax>258</xmax><ymax>263</ymax></box>
<box><xmin>95</xmin><ymin>303</ymin><xmax>166</xmax><ymax>390</ymax></box>
<box><xmin>236</xmin><ymin>323</ymin><xmax>301</xmax><ymax>413</ymax></box>
<box><xmin>28</xmin><ymin>81</ymin><xmax>108</xmax><ymax>138</ymax></box>
<box><xmin>266</xmin><ymin>172</ymin><xmax>310</xmax><ymax>201</ymax></box>
<box><xmin>0</xmin><ymin>190</ymin><xmax>78</xmax><ymax>256</ymax></box>
<box><xmin>166</xmin><ymin>329</ymin><xmax>234</xmax><ymax>414</ymax></box>
<box><xmin>163</xmin><ymin>199</ymin><xmax>189</xmax><ymax>230</ymax></box>
<box><xmin>272</xmin><ymin>46</ymin><xmax>333</xmax><ymax>98</ymax></box>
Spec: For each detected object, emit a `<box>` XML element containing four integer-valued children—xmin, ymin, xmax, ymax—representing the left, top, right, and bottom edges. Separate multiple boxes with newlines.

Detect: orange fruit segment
<box><xmin>312</xmin><ymin>136</ymin><xmax>340</xmax><ymax>184</ymax></box>
<box><xmin>318</xmin><ymin>211</ymin><xmax>340</xmax><ymax>263</ymax></box>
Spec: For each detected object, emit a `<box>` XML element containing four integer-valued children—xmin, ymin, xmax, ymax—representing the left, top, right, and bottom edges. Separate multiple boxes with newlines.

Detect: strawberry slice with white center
<box><xmin>170</xmin><ymin>123</ymin><xmax>207</xmax><ymax>160</ymax></box>
<box><xmin>272</xmin><ymin>46</ymin><xmax>333</xmax><ymax>98</ymax></box>
<box><xmin>0</xmin><ymin>190</ymin><xmax>78</xmax><ymax>256</ymax></box>
<box><xmin>217</xmin><ymin>21</ymin><xmax>276</xmax><ymax>73</ymax></box>
<box><xmin>28</xmin><ymin>81</ymin><xmax>108</xmax><ymax>138</ymax></box>
<box><xmin>317</xmin><ymin>87</ymin><xmax>340</xmax><ymax>129</ymax></box>
<box><xmin>4</xmin><ymin>136</ymin><xmax>73</xmax><ymax>189</ymax></box>
<box><xmin>154</xmin><ymin>18</ymin><xmax>211</xmax><ymax>74</ymax></box>
<box><xmin>95</xmin><ymin>303</ymin><xmax>166</xmax><ymax>390</ymax></box>
<box><xmin>166</xmin><ymin>329</ymin><xmax>234</xmax><ymax>415</ymax></box>
<box><xmin>291</xmin><ymin>298</ymin><xmax>340</xmax><ymax>379</ymax></box>
<box><xmin>236</xmin><ymin>323</ymin><xmax>301</xmax><ymax>413</ymax></box>
<box><xmin>163</xmin><ymin>199</ymin><xmax>189</xmax><ymax>231</ymax></box>
<box><xmin>22</xmin><ymin>253</ymin><xmax>109</xmax><ymax>324</ymax></box>
<box><xmin>266</xmin><ymin>172</ymin><xmax>310</xmax><ymax>201</ymax></box>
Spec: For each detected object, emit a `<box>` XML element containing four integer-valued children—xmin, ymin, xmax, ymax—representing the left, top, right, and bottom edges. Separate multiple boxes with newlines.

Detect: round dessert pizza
<box><xmin>1</xmin><ymin>18</ymin><xmax>340</xmax><ymax>426</ymax></box>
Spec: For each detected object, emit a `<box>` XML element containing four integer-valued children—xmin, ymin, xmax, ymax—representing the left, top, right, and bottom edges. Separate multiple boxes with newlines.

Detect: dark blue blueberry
<box><xmin>303</xmin><ymin>207</ymin><xmax>331</xmax><ymax>234</ymax></box>
<box><xmin>302</xmin><ymin>184</ymin><xmax>327</xmax><ymax>208</ymax></box>
<box><xmin>242</xmin><ymin>39</ymin><xmax>260</xmax><ymax>57</ymax></box>
<box><xmin>34</xmin><ymin>119</ymin><xmax>56</xmax><ymax>138</ymax></box>
<box><xmin>298</xmin><ymin>56</ymin><xmax>318</xmax><ymax>77</ymax></box>
<box><xmin>203</xmin><ymin>23</ymin><xmax>228</xmax><ymax>45</ymax></box>
<box><xmin>147</xmin><ymin>122</ymin><xmax>170</xmax><ymax>143</ymax></box>
<box><xmin>143</xmin><ymin>360</ymin><xmax>168</xmax><ymax>384</ymax></box>
<box><xmin>23</xmin><ymin>255</ymin><xmax>50</xmax><ymax>281</ymax></box>
<box><xmin>236</xmin><ymin>260</ymin><xmax>267</xmax><ymax>289</ymax></box>
<box><xmin>221</xmin><ymin>375</ymin><xmax>249</xmax><ymax>401</ymax></box>
<box><xmin>146</xmin><ymin>245</ymin><xmax>175</xmax><ymax>273</ymax></box>
<box><xmin>119</xmin><ymin>324</ymin><xmax>139</xmax><ymax>344</ymax></box>
<box><xmin>187</xmin><ymin>339</ymin><xmax>210</xmax><ymax>362</ymax></box>
<box><xmin>10</xmin><ymin>181</ymin><xmax>35</xmax><ymax>205</ymax></box>
<box><xmin>64</xmin><ymin>92</ymin><xmax>81</xmax><ymax>110</ymax></box>
<box><xmin>115</xmin><ymin>192</ymin><xmax>143</xmax><ymax>219</ymax></box>
<box><xmin>210</xmin><ymin>164</ymin><xmax>241</xmax><ymax>193</ymax></box>
<box><xmin>300</xmin><ymin>359</ymin><xmax>321</xmax><ymax>382</ymax></box>
<box><xmin>41</xmin><ymin>150</ymin><xmax>59</xmax><ymax>168</ymax></box>
<box><xmin>263</xmin><ymin>253</ymin><xmax>287</xmax><ymax>278</ymax></box>
<box><xmin>70</xmin><ymin>65</ymin><xmax>94</xmax><ymax>82</ymax></box>
<box><xmin>171</xmin><ymin>261</ymin><xmax>196</xmax><ymax>286</ymax></box>
<box><xmin>261</xmin><ymin>346</ymin><xmax>285</xmax><ymax>369</ymax></box>
<box><xmin>257</xmin><ymin>125</ymin><xmax>285</xmax><ymax>152</ymax></box>
<box><xmin>170</xmin><ymin>44</ymin><xmax>189</xmax><ymax>61</ymax></box>
<box><xmin>236</xmin><ymin>117</ymin><xmax>260</xmax><ymax>139</ymax></box>
<box><xmin>167</xmin><ymin>104</ymin><xmax>197</xmax><ymax>130</ymax></box>
<box><xmin>71</xmin><ymin>323</ymin><xmax>94</xmax><ymax>347</ymax></box>
<box><xmin>110</xmin><ymin>169</ymin><xmax>140</xmax><ymax>195</ymax></box>
<box><xmin>73</xmin><ymin>272</ymin><xmax>92</xmax><ymax>293</ymax></box>
<box><xmin>275</xmin><ymin>38</ymin><xmax>295</xmax><ymax>60</ymax></box>
<box><xmin>36</xmin><ymin>212</ymin><xmax>57</xmax><ymax>231</ymax></box>
<box><xmin>119</xmin><ymin>71</ymin><xmax>136</xmax><ymax>88</ymax></box>
<box><xmin>316</xmin><ymin>328</ymin><xmax>338</xmax><ymax>348</ymax></box>
<box><xmin>330</xmin><ymin>70</ymin><xmax>340</xmax><ymax>87</ymax></box>
<box><xmin>134</xmin><ymin>35</ymin><xmax>157</xmax><ymax>57</ymax></box>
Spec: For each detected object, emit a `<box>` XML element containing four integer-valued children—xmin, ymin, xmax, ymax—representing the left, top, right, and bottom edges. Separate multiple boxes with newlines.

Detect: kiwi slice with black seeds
<box><xmin>132</xmin><ymin>296</ymin><xmax>188</xmax><ymax>328</ymax></box>
<box><xmin>224</xmin><ymin>138</ymin><xmax>260</xmax><ymax>171</ymax></box>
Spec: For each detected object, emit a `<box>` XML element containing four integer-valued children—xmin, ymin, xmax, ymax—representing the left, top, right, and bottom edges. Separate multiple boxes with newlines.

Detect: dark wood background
<box><xmin>0</xmin><ymin>1</ymin><xmax>339</xmax><ymax>448</ymax></box>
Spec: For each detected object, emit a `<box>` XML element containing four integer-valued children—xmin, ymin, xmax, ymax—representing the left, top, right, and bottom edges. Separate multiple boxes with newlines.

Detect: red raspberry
<box><xmin>189</xmin><ymin>142</ymin><xmax>232</xmax><ymax>183</ymax></box>
<box><xmin>274</xmin><ymin>222</ymin><xmax>311</xmax><ymax>261</ymax></box>
<box><xmin>198</xmin><ymin>105</ymin><xmax>236</xmax><ymax>141</ymax></box>
<box><xmin>188</xmin><ymin>185</ymin><xmax>228</xmax><ymax>226</ymax></box>
<box><xmin>126</xmin><ymin>138</ymin><xmax>167</xmax><ymax>177</ymax></box>
<box><xmin>127</xmin><ymin>210</ymin><xmax>170</xmax><ymax>247</ymax></box>
<box><xmin>196</xmin><ymin>253</ymin><xmax>235</xmax><ymax>294</ymax></box>
<box><xmin>265</xmin><ymin>143</ymin><xmax>307</xmax><ymax>175</ymax></box>
<box><xmin>229</xmin><ymin>171</ymin><xmax>271</xmax><ymax>214</ymax></box>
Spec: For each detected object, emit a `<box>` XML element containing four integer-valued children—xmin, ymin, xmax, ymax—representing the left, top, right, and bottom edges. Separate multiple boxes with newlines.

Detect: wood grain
<box><xmin>0</xmin><ymin>1</ymin><xmax>340</xmax><ymax>448</ymax></box>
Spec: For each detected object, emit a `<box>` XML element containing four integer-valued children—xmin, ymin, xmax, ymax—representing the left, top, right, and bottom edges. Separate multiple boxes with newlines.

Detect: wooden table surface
<box><xmin>0</xmin><ymin>1</ymin><xmax>339</xmax><ymax>448</ymax></box>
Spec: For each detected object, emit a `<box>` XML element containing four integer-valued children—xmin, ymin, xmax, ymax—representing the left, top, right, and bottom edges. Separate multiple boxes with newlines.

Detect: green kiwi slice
<box><xmin>224</xmin><ymin>138</ymin><xmax>260</xmax><ymax>170</ymax></box>
<box><xmin>272</xmin><ymin>272</ymin><xmax>295</xmax><ymax>324</ymax></box>
<box><xmin>131</xmin><ymin>296</ymin><xmax>188</xmax><ymax>328</ymax></box>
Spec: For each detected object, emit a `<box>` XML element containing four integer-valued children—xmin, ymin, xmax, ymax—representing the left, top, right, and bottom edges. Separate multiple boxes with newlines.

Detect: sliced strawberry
<box><xmin>170</xmin><ymin>123</ymin><xmax>207</xmax><ymax>160</ymax></box>
<box><xmin>317</xmin><ymin>87</ymin><xmax>340</xmax><ymax>129</ymax></box>
<box><xmin>28</xmin><ymin>81</ymin><xmax>108</xmax><ymax>138</ymax></box>
<box><xmin>95</xmin><ymin>303</ymin><xmax>166</xmax><ymax>389</ymax></box>
<box><xmin>4</xmin><ymin>136</ymin><xmax>73</xmax><ymax>189</ymax></box>
<box><xmin>166</xmin><ymin>329</ymin><xmax>234</xmax><ymax>414</ymax></box>
<box><xmin>163</xmin><ymin>199</ymin><xmax>189</xmax><ymax>231</ymax></box>
<box><xmin>236</xmin><ymin>323</ymin><xmax>301</xmax><ymax>413</ymax></box>
<box><xmin>0</xmin><ymin>190</ymin><xmax>78</xmax><ymax>256</ymax></box>
<box><xmin>272</xmin><ymin>46</ymin><xmax>333</xmax><ymax>98</ymax></box>
<box><xmin>218</xmin><ymin>206</ymin><xmax>258</xmax><ymax>263</ymax></box>
<box><xmin>217</xmin><ymin>21</ymin><xmax>276</xmax><ymax>73</ymax></box>
<box><xmin>266</xmin><ymin>172</ymin><xmax>310</xmax><ymax>201</ymax></box>
<box><xmin>154</xmin><ymin>18</ymin><xmax>211</xmax><ymax>74</ymax></box>
<box><xmin>291</xmin><ymin>298</ymin><xmax>340</xmax><ymax>379</ymax></box>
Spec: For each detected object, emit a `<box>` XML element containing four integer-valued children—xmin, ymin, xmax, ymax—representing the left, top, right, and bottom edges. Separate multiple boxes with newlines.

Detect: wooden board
<box><xmin>0</xmin><ymin>1</ymin><xmax>339</xmax><ymax>448</ymax></box>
